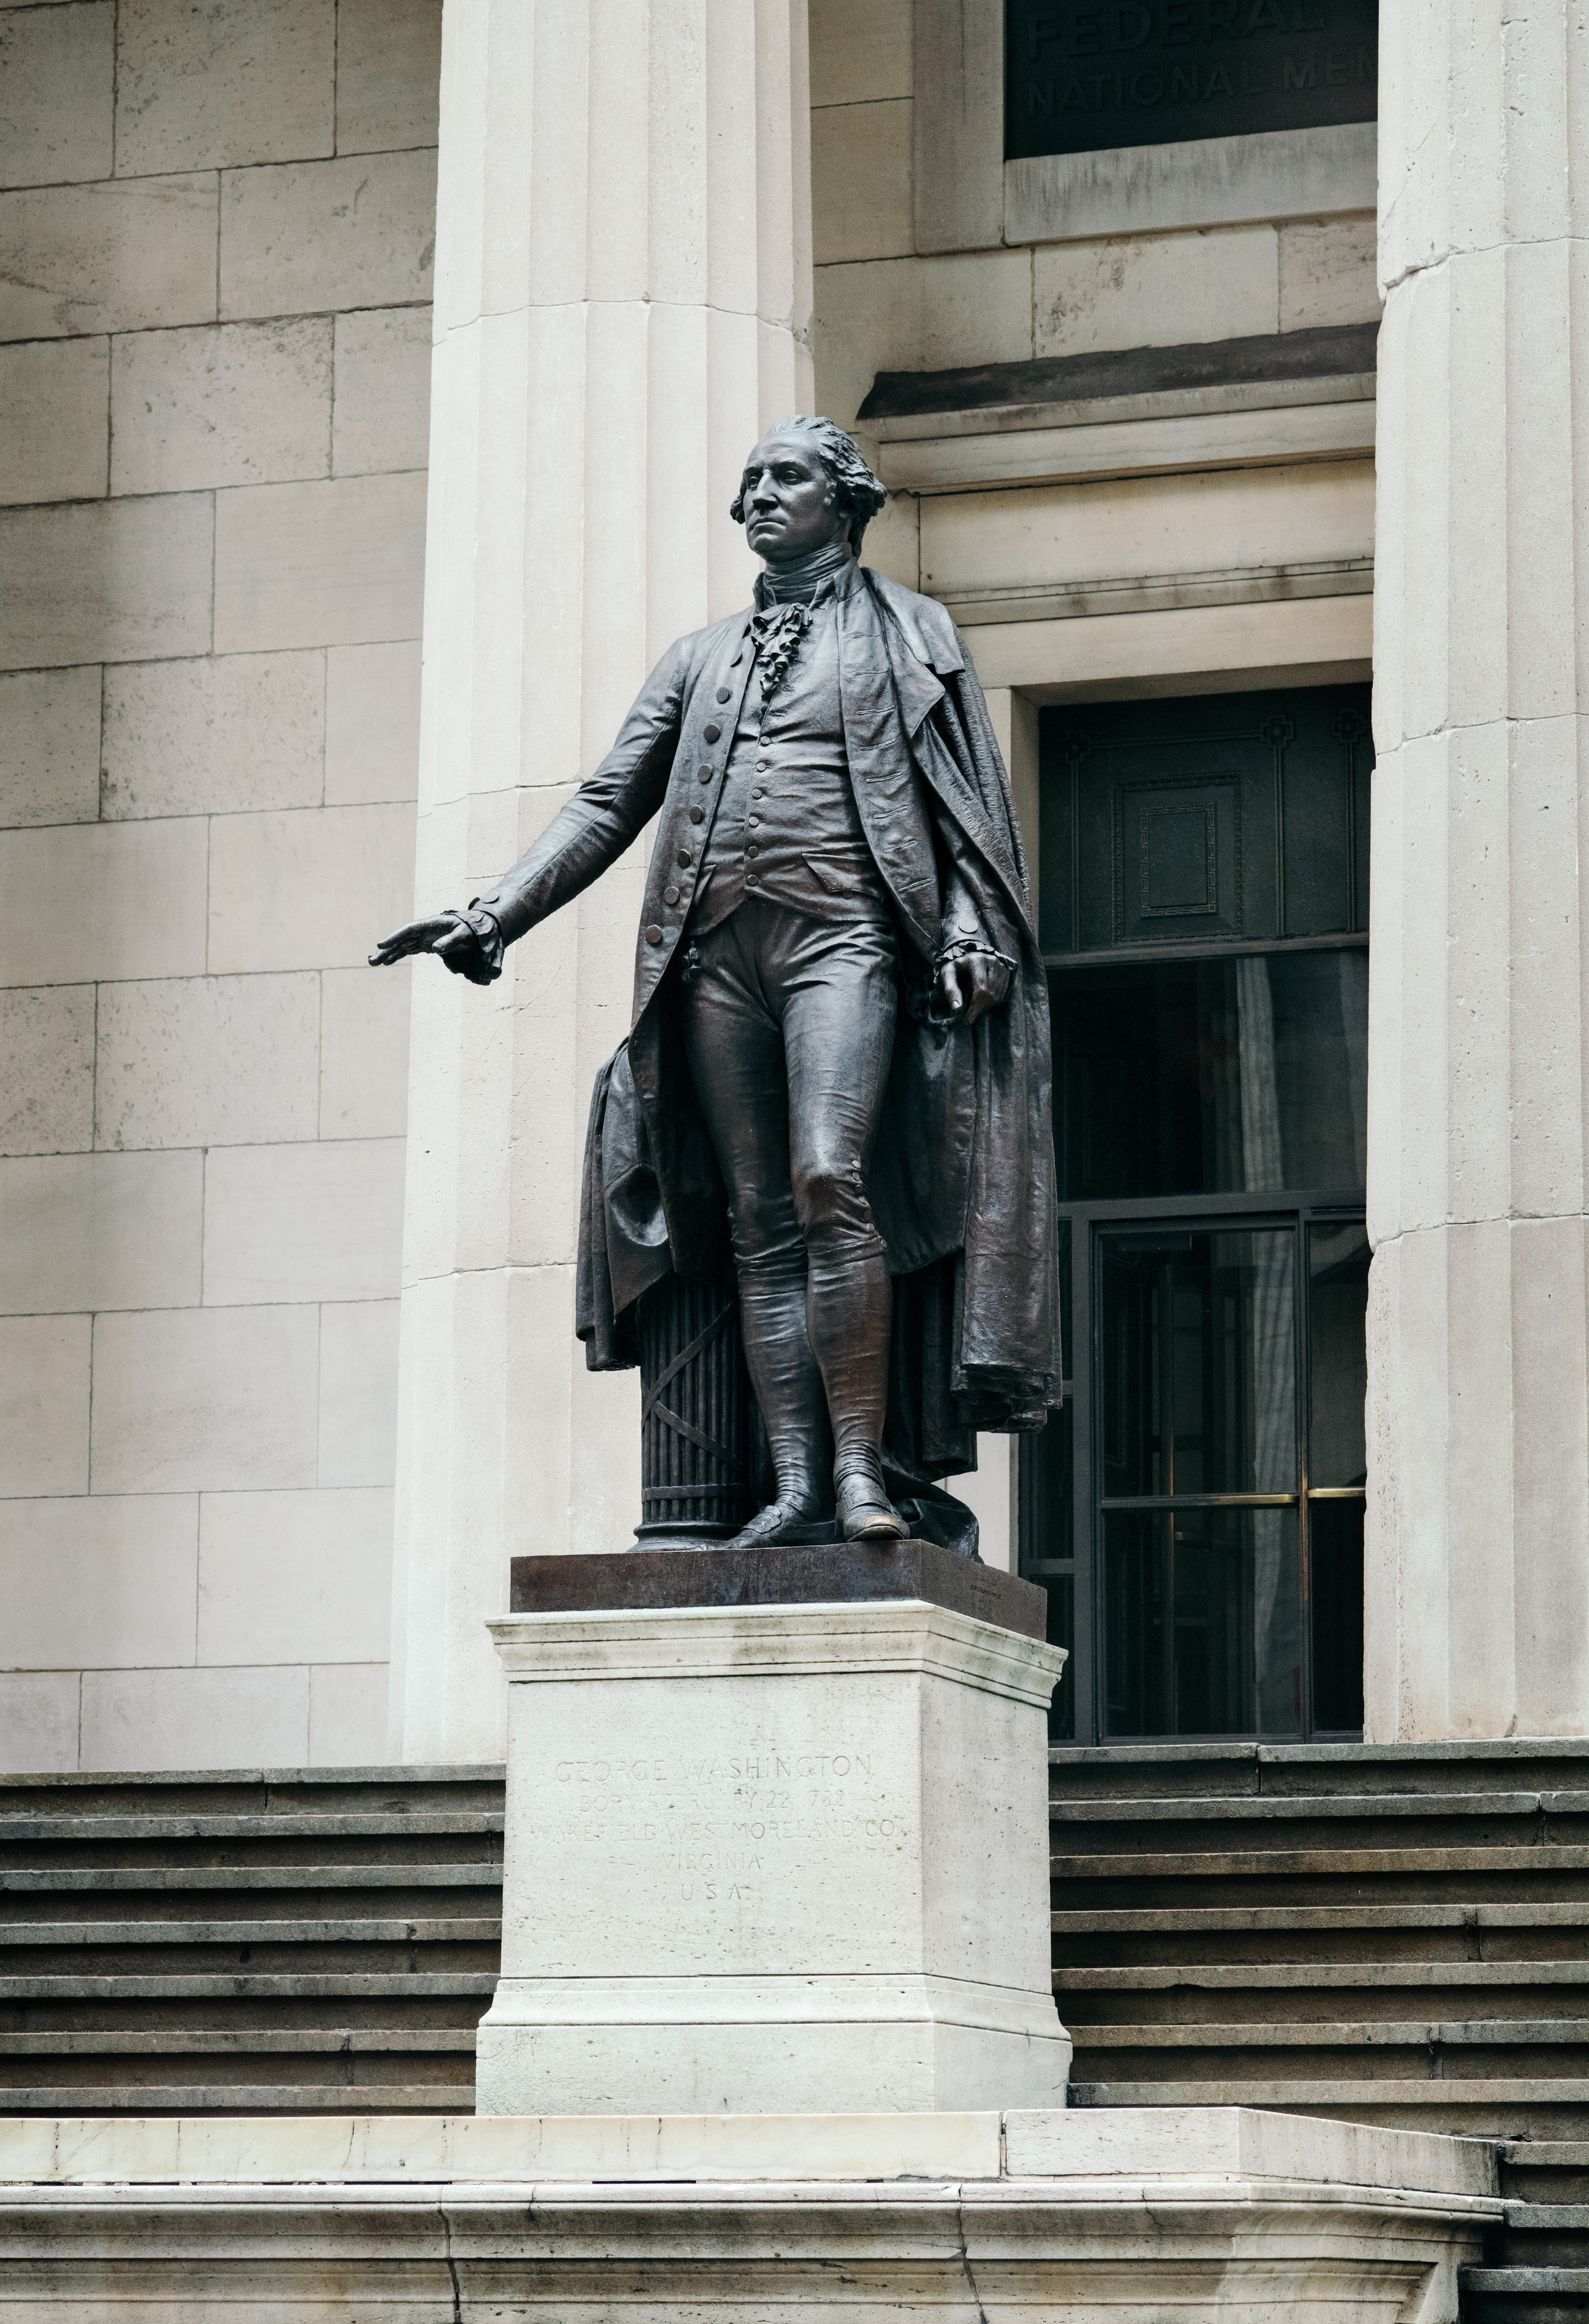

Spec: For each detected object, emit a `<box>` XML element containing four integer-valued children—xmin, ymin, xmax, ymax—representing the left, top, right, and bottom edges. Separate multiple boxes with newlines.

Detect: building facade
<box><xmin>0</xmin><ymin>0</ymin><xmax>1579</xmax><ymax>1773</ymax></box>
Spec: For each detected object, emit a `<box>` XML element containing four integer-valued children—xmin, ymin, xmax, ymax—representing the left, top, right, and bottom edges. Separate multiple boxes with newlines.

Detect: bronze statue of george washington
<box><xmin>374</xmin><ymin>418</ymin><xmax>1061</xmax><ymax>1552</ymax></box>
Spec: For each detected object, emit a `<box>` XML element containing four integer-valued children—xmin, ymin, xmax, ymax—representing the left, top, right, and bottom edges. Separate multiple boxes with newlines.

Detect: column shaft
<box><xmin>389</xmin><ymin>0</ymin><xmax>814</xmax><ymax>1760</ymax></box>
<box><xmin>1368</xmin><ymin>0</ymin><xmax>1589</xmax><ymax>1736</ymax></box>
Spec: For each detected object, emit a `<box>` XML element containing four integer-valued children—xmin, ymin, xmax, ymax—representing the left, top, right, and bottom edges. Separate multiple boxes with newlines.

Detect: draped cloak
<box><xmin>540</xmin><ymin>566</ymin><xmax>1063</xmax><ymax>1496</ymax></box>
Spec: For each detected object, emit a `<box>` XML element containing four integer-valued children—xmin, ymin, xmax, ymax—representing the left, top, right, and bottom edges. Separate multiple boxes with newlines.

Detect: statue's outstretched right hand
<box><xmin>369</xmin><ymin>914</ymin><xmax>479</xmax><ymax>969</ymax></box>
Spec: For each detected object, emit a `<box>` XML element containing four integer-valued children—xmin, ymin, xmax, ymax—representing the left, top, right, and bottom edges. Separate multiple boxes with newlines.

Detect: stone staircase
<box><xmin>1053</xmin><ymin>1739</ymin><xmax>1589</xmax><ymax>2318</ymax></box>
<box><xmin>4</xmin><ymin>1744</ymin><xmax>1589</xmax><ymax>2312</ymax></box>
<box><xmin>0</xmin><ymin>1767</ymin><xmax>503</xmax><ymax>2114</ymax></box>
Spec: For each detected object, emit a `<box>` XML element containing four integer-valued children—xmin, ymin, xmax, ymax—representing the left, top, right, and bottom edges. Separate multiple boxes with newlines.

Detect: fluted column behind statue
<box><xmin>388</xmin><ymin>1</ymin><xmax>814</xmax><ymax>1758</ymax></box>
<box><xmin>1368</xmin><ymin>1</ymin><xmax>1589</xmax><ymax>1736</ymax></box>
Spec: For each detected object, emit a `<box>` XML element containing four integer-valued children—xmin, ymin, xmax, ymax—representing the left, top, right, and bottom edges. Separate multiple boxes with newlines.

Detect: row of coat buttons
<box><xmin>645</xmin><ymin>676</ymin><xmax>737</xmax><ymax>940</ymax></box>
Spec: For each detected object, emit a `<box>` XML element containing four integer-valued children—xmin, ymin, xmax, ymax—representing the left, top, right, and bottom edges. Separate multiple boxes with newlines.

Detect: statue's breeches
<box><xmin>678</xmin><ymin>898</ymin><xmax>898</xmax><ymax>1485</ymax></box>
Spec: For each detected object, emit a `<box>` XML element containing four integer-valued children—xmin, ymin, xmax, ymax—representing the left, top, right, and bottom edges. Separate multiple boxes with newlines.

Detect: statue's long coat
<box><xmin>479</xmin><ymin>567</ymin><xmax>1062</xmax><ymax>1480</ymax></box>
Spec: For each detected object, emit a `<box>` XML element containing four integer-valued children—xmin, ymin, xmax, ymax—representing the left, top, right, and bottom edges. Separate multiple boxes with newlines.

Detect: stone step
<box><xmin>0</xmin><ymin>2028</ymin><xmax>478</xmax><ymax>2054</ymax></box>
<box><xmin>1051</xmin><ymin>1790</ymin><xmax>1588</xmax><ymax>1824</ymax></box>
<box><xmin>0</xmin><ymin>1769</ymin><xmax>501</xmax><ymax>2121</ymax></box>
<box><xmin>1460</xmin><ymin>2267</ymin><xmax>1589</xmax><ymax>2319</ymax></box>
<box><xmin>1058</xmin><ymin>1960</ymin><xmax>1589</xmax><ymax>1986</ymax></box>
<box><xmin>0</xmin><ymin>1920</ymin><xmax>501</xmax><ymax>1944</ymax></box>
<box><xmin>0</xmin><ymin>2084</ymin><xmax>479</xmax><ymax>2113</ymax></box>
<box><xmin>1054</xmin><ymin>1904</ymin><xmax>1589</xmax><ymax>1930</ymax></box>
<box><xmin>0</xmin><ymin>1864</ymin><xmax>503</xmax><ymax>1893</ymax></box>
<box><xmin>1070</xmin><ymin>2077</ymin><xmax>1589</xmax><ymax>2129</ymax></box>
<box><xmin>0</xmin><ymin>1972</ymin><xmax>499</xmax><ymax>1999</ymax></box>
<box><xmin>1053</xmin><ymin>1846</ymin><xmax>1589</xmax><ymax>1878</ymax></box>
<box><xmin>1068</xmin><ymin>2020</ymin><xmax>1589</xmax><ymax>2050</ymax></box>
<box><xmin>0</xmin><ymin>1813</ymin><xmax>505</xmax><ymax>1843</ymax></box>
<box><xmin>1047</xmin><ymin>1740</ymin><xmax>1589</xmax><ymax>1798</ymax></box>
<box><xmin>1499</xmin><ymin>2145</ymin><xmax>1589</xmax><ymax>2204</ymax></box>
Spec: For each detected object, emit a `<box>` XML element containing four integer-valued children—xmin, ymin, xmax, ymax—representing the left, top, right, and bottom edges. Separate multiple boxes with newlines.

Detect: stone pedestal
<box><xmin>475</xmin><ymin>1545</ymin><xmax>1069</xmax><ymax>2116</ymax></box>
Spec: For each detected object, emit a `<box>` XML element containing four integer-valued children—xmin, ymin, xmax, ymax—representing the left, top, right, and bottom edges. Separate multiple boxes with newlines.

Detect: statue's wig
<box><xmin>730</xmin><ymin>416</ymin><xmax>887</xmax><ymax>550</ymax></box>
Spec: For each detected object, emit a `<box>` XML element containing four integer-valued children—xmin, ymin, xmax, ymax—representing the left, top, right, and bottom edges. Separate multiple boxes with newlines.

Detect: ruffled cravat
<box><xmin>748</xmin><ymin>599</ymin><xmax>812</xmax><ymax>710</ymax></box>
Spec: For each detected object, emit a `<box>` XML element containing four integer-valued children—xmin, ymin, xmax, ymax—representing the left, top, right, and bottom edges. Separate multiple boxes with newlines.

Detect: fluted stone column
<box><xmin>388</xmin><ymin>1</ymin><xmax>814</xmax><ymax>1760</ymax></box>
<box><xmin>1367</xmin><ymin>2</ymin><xmax>1589</xmax><ymax>1737</ymax></box>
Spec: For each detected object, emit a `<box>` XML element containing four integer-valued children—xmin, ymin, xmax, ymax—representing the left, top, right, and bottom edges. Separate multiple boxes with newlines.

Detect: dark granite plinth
<box><xmin>508</xmin><ymin>1539</ymin><xmax>1047</xmax><ymax>1641</ymax></box>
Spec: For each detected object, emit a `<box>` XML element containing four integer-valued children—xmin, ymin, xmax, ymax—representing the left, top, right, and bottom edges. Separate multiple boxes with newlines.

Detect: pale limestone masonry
<box><xmin>0</xmin><ymin>0</ymin><xmax>440</xmax><ymax>1771</ymax></box>
<box><xmin>1367</xmin><ymin>0</ymin><xmax>1589</xmax><ymax>1739</ymax></box>
<box><xmin>807</xmin><ymin>0</ymin><xmax>1384</xmax><ymax>595</ymax></box>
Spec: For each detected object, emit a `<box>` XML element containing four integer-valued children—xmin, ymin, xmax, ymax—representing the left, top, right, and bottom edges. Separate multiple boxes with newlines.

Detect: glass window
<box><xmin>1021</xmin><ymin>685</ymin><xmax>1371</xmax><ymax>1743</ymax></box>
<box><xmin>1100</xmin><ymin>1226</ymin><xmax>1297</xmax><ymax>1498</ymax></box>
<box><xmin>1309</xmin><ymin>1496</ymin><xmax>1365</xmax><ymax>1732</ymax></box>
<box><xmin>1051</xmin><ymin>951</ymin><xmax>1368</xmax><ymax>1202</ymax></box>
<box><xmin>1104</xmin><ymin>1507</ymin><xmax>1302</xmax><ymax>1740</ymax></box>
<box><xmin>1309</xmin><ymin>1220</ymin><xmax>1369</xmax><ymax>1486</ymax></box>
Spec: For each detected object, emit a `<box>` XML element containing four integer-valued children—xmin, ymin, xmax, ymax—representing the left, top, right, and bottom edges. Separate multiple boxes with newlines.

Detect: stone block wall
<box><xmin>807</xmin><ymin>0</ymin><xmax>1384</xmax><ymax>588</ymax></box>
<box><xmin>0</xmin><ymin>0</ymin><xmax>440</xmax><ymax>1770</ymax></box>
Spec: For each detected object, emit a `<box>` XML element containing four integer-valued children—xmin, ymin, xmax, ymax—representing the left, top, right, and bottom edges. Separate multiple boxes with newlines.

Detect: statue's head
<box><xmin>730</xmin><ymin>418</ymin><xmax>887</xmax><ymax>564</ymax></box>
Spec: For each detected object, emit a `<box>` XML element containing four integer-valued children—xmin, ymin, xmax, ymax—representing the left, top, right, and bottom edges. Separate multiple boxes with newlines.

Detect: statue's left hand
<box><xmin>935</xmin><ymin>950</ymin><xmax>1012</xmax><ymax>1023</ymax></box>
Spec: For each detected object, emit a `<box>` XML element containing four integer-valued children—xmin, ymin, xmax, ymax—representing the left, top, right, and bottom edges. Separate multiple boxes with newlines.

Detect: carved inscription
<box><xmin>1006</xmin><ymin>0</ymin><xmax>1378</xmax><ymax>163</ymax></box>
<box><xmin>533</xmin><ymin>1743</ymin><xmax>905</xmax><ymax>1910</ymax></box>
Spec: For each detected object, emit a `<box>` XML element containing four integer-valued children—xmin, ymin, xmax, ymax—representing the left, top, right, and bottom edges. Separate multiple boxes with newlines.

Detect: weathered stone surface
<box><xmin>331</xmin><ymin>304</ymin><xmax>429</xmax><ymax>476</ymax></box>
<box><xmin>114</xmin><ymin>0</ymin><xmax>333</xmax><ymax>174</ymax></box>
<box><xmin>102</xmin><ymin>650</ymin><xmax>325</xmax><ymax>819</ymax></box>
<box><xmin>0</xmin><ymin>984</ymin><xmax>93</xmax><ymax>1154</ymax></box>
<box><xmin>0</xmin><ymin>2109</ymin><xmax>1497</xmax><ymax>2320</ymax></box>
<box><xmin>0</xmin><ymin>1150</ymin><xmax>202</xmax><ymax>1313</ymax></box>
<box><xmin>0</xmin><ymin>494</ymin><xmax>212</xmax><ymax>669</ymax></box>
<box><xmin>0</xmin><ymin>173</ymin><xmax>217</xmax><ymax>341</ymax></box>
<box><xmin>1279</xmin><ymin>214</ymin><xmax>1381</xmax><ymax>331</ymax></box>
<box><xmin>0</xmin><ymin>336</ymin><xmax>107</xmax><ymax>501</ymax></box>
<box><xmin>811</xmin><ymin>96</ymin><xmax>911</xmax><ymax>264</ymax></box>
<box><xmin>0</xmin><ymin>0</ymin><xmax>113</xmax><ymax>188</ymax></box>
<box><xmin>0</xmin><ymin>818</ymin><xmax>208</xmax><ymax>985</ymax></box>
<box><xmin>319</xmin><ymin>962</ymin><xmax>411</xmax><ymax>1138</ymax></box>
<box><xmin>317</xmin><ymin>1297</ymin><xmax>400</xmax><ymax>1486</ymax></box>
<box><xmin>1033</xmin><ymin>227</ymin><xmax>1279</xmax><ymax>360</ymax></box>
<box><xmin>0</xmin><ymin>1492</ymin><xmax>198</xmax><ymax>1669</ymax></box>
<box><xmin>212</xmin><ymin>472</ymin><xmax>426</xmax><ymax>651</ymax></box>
<box><xmin>93</xmin><ymin>973</ymin><xmax>320</xmax><ymax>1149</ymax></box>
<box><xmin>90</xmin><ymin>1303</ymin><xmax>320</xmax><ymax>1493</ymax></box>
<box><xmin>306</xmin><ymin>1660</ymin><xmax>390</xmax><ymax>1761</ymax></box>
<box><xmin>219</xmin><ymin>150</ymin><xmax>436</xmax><ymax>321</ymax></box>
<box><xmin>201</xmin><ymin>1137</ymin><xmax>404</xmax><ymax>1305</ymax></box>
<box><xmin>196</xmin><ymin>1485</ymin><xmax>392</xmax><ymax>1664</ymax></box>
<box><xmin>78</xmin><ymin>1663</ymin><xmax>311</xmax><ymax>1770</ymax></box>
<box><xmin>333</xmin><ymin>0</ymin><xmax>440</xmax><ymax>153</ymax></box>
<box><xmin>0</xmin><ymin>666</ymin><xmax>99</xmax><ymax>826</ymax></box>
<box><xmin>205</xmin><ymin>801</ymin><xmax>416</xmax><ymax>971</ymax></box>
<box><xmin>0</xmin><ymin>1313</ymin><xmax>90</xmax><ymax>1494</ymax></box>
<box><xmin>111</xmin><ymin>318</ymin><xmax>332</xmax><ymax>493</ymax></box>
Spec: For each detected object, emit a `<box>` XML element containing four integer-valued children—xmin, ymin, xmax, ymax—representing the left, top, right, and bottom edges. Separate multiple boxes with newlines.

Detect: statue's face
<box><xmin>739</xmin><ymin>435</ymin><xmax>849</xmax><ymax>566</ymax></box>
